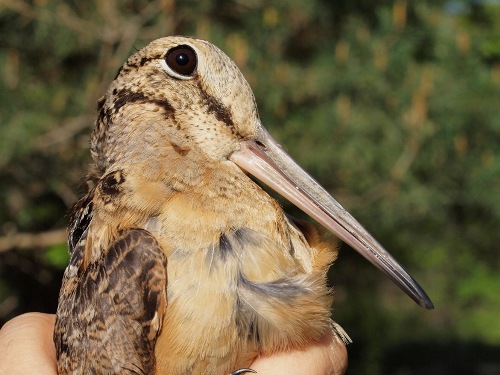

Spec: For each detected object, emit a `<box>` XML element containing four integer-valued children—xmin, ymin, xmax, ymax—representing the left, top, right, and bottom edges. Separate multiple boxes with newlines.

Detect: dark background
<box><xmin>1</xmin><ymin>1</ymin><xmax>499</xmax><ymax>374</ymax></box>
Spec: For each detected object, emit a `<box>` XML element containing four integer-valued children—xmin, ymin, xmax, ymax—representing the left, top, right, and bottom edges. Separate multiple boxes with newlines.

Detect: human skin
<box><xmin>0</xmin><ymin>313</ymin><xmax>347</xmax><ymax>375</ymax></box>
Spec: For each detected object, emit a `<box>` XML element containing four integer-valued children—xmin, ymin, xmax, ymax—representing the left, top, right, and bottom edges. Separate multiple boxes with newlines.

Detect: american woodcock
<box><xmin>54</xmin><ymin>36</ymin><xmax>433</xmax><ymax>375</ymax></box>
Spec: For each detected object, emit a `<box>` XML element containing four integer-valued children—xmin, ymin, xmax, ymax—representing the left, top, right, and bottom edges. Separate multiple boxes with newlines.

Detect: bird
<box><xmin>54</xmin><ymin>36</ymin><xmax>433</xmax><ymax>375</ymax></box>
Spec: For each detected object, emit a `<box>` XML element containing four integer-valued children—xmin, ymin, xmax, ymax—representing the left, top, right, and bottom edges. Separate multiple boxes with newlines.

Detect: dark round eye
<box><xmin>165</xmin><ymin>45</ymin><xmax>197</xmax><ymax>76</ymax></box>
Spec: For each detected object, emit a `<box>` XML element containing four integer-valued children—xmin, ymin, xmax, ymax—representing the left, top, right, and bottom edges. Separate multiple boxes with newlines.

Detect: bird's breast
<box><xmin>149</xmin><ymin>201</ymin><xmax>335</xmax><ymax>374</ymax></box>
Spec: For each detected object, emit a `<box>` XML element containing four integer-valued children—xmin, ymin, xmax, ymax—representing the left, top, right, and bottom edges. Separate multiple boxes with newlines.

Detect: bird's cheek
<box><xmin>190</xmin><ymin>128</ymin><xmax>240</xmax><ymax>161</ymax></box>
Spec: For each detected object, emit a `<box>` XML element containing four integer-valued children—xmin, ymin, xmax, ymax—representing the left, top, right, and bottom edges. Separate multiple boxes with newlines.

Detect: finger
<box><xmin>250</xmin><ymin>330</ymin><xmax>348</xmax><ymax>375</ymax></box>
<box><xmin>0</xmin><ymin>312</ymin><xmax>57</xmax><ymax>375</ymax></box>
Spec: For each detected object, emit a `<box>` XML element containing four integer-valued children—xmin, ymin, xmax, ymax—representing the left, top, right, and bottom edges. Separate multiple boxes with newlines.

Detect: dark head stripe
<box><xmin>111</xmin><ymin>88</ymin><xmax>175</xmax><ymax>118</ymax></box>
<box><xmin>197</xmin><ymin>81</ymin><xmax>234</xmax><ymax>127</ymax></box>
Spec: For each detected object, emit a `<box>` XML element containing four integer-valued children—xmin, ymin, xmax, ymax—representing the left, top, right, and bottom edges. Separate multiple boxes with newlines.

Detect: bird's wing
<box><xmin>55</xmin><ymin>215</ymin><xmax>168</xmax><ymax>374</ymax></box>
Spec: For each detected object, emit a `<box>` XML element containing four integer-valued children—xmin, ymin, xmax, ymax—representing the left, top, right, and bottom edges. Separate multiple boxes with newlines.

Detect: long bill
<box><xmin>230</xmin><ymin>127</ymin><xmax>434</xmax><ymax>309</ymax></box>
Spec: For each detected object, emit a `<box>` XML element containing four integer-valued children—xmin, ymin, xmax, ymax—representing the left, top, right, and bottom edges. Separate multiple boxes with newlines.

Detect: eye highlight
<box><xmin>164</xmin><ymin>45</ymin><xmax>197</xmax><ymax>77</ymax></box>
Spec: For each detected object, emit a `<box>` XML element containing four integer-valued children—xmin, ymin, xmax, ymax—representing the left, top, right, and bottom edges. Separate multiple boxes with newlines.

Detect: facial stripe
<box><xmin>110</xmin><ymin>88</ymin><xmax>176</xmax><ymax>119</ymax></box>
<box><xmin>113</xmin><ymin>89</ymin><xmax>148</xmax><ymax>113</ymax></box>
<box><xmin>197</xmin><ymin>81</ymin><xmax>234</xmax><ymax>127</ymax></box>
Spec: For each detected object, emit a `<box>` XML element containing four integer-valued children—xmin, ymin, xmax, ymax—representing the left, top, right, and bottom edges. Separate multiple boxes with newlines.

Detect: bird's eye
<box><xmin>164</xmin><ymin>45</ymin><xmax>197</xmax><ymax>77</ymax></box>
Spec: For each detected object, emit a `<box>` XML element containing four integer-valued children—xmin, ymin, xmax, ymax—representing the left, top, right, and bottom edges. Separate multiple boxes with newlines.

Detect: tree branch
<box><xmin>0</xmin><ymin>229</ymin><xmax>67</xmax><ymax>253</ymax></box>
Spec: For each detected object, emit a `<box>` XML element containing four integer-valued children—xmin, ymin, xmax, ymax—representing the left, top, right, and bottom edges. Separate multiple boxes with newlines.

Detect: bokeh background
<box><xmin>1</xmin><ymin>1</ymin><xmax>499</xmax><ymax>374</ymax></box>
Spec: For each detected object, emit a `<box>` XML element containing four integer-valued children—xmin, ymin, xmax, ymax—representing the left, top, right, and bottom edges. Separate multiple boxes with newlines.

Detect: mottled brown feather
<box><xmin>55</xmin><ymin>223</ymin><xmax>167</xmax><ymax>374</ymax></box>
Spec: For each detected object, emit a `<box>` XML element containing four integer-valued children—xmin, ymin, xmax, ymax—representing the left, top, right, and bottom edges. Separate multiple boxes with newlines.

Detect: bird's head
<box><xmin>91</xmin><ymin>36</ymin><xmax>433</xmax><ymax>309</ymax></box>
<box><xmin>91</xmin><ymin>36</ymin><xmax>260</xmax><ymax>174</ymax></box>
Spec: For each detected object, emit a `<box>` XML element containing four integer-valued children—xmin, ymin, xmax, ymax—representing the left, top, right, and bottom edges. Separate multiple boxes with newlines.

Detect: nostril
<box><xmin>255</xmin><ymin>140</ymin><xmax>266</xmax><ymax>149</ymax></box>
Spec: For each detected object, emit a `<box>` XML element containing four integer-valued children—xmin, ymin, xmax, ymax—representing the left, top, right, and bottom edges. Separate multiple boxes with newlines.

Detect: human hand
<box><xmin>250</xmin><ymin>329</ymin><xmax>348</xmax><ymax>375</ymax></box>
<box><xmin>0</xmin><ymin>313</ymin><xmax>57</xmax><ymax>374</ymax></box>
<box><xmin>0</xmin><ymin>313</ymin><xmax>347</xmax><ymax>374</ymax></box>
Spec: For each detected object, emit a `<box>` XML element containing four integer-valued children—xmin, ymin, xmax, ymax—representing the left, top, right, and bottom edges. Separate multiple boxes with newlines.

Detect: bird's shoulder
<box><xmin>55</xmin><ymin>175</ymin><xmax>168</xmax><ymax>374</ymax></box>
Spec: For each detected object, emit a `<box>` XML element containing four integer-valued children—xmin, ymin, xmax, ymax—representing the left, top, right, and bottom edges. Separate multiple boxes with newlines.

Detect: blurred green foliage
<box><xmin>0</xmin><ymin>0</ymin><xmax>499</xmax><ymax>373</ymax></box>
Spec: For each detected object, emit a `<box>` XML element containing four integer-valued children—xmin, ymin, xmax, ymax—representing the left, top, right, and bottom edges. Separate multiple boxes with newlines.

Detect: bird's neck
<box><xmin>143</xmin><ymin>160</ymin><xmax>288</xmax><ymax>257</ymax></box>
